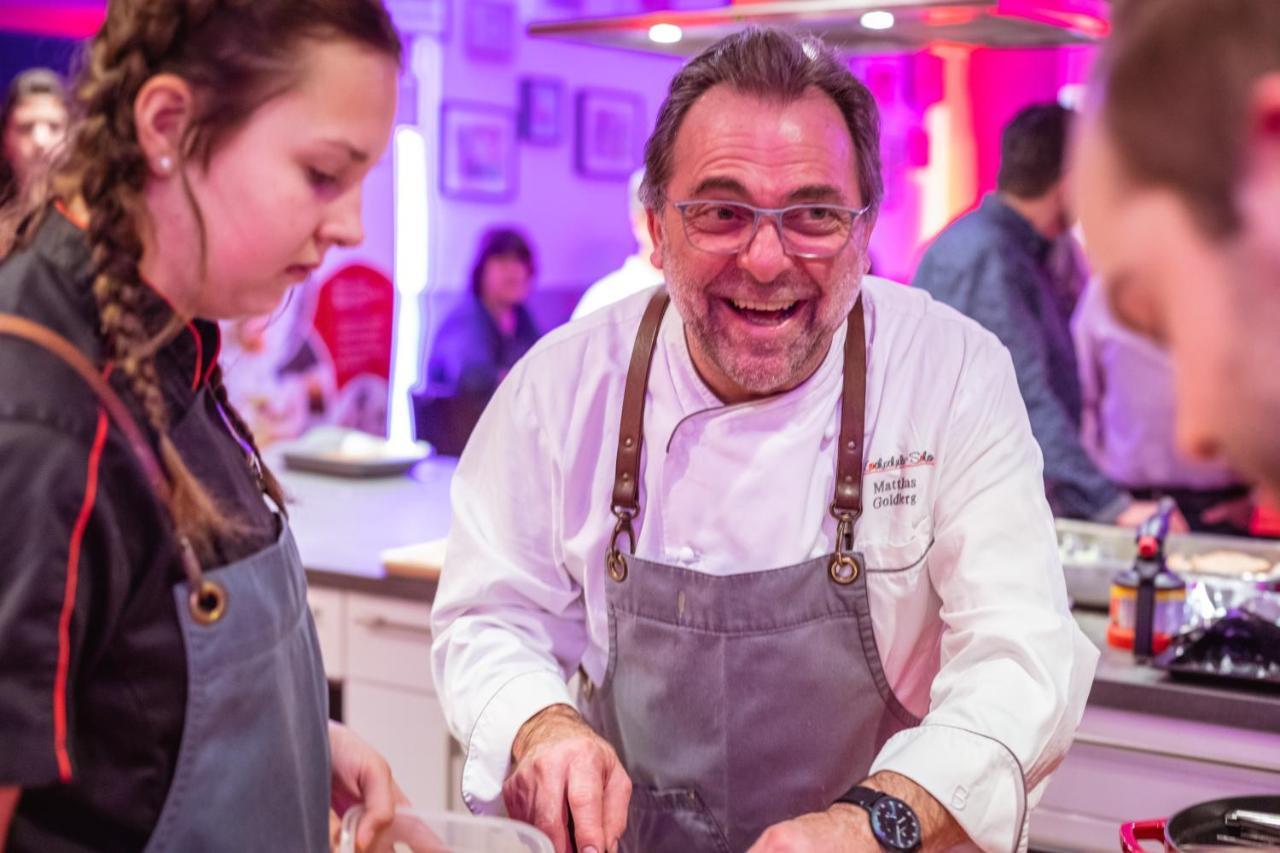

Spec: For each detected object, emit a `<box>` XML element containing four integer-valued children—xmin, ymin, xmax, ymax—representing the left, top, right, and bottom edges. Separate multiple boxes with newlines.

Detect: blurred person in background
<box><xmin>415</xmin><ymin>227</ymin><xmax>541</xmax><ymax>454</ymax></box>
<box><xmin>571</xmin><ymin>168</ymin><xmax>663</xmax><ymax>319</ymax></box>
<box><xmin>1074</xmin><ymin>0</ymin><xmax>1280</xmax><ymax>511</ymax></box>
<box><xmin>0</xmin><ymin>69</ymin><xmax>70</xmax><ymax>212</ymax></box>
<box><xmin>1073</xmin><ymin>279</ymin><xmax>1255</xmax><ymax>535</ymax></box>
<box><xmin>914</xmin><ymin>103</ymin><xmax>1183</xmax><ymax>530</ymax></box>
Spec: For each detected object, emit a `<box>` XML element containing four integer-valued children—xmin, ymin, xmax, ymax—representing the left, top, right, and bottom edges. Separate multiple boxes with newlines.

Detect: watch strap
<box><xmin>836</xmin><ymin>785</ymin><xmax>884</xmax><ymax>809</ymax></box>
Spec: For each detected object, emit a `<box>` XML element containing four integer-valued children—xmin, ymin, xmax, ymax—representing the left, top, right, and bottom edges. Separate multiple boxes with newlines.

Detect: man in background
<box><xmin>914</xmin><ymin>103</ymin><xmax>1179</xmax><ymax>529</ymax></box>
<box><xmin>571</xmin><ymin>168</ymin><xmax>663</xmax><ymax>320</ymax></box>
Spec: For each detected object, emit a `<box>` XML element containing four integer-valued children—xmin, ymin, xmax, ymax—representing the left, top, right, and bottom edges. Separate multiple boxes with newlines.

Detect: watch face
<box><xmin>870</xmin><ymin>796</ymin><xmax>921</xmax><ymax>851</ymax></box>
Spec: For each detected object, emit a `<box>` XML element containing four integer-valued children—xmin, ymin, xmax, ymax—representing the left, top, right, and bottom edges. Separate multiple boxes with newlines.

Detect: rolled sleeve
<box><xmin>431</xmin><ymin>367</ymin><xmax>590</xmax><ymax>813</ymax></box>
<box><xmin>885</xmin><ymin>335</ymin><xmax>1098</xmax><ymax>852</ymax></box>
<box><xmin>459</xmin><ymin>670</ymin><xmax>575</xmax><ymax>814</ymax></box>
<box><xmin>870</xmin><ymin>724</ymin><xmax>1026</xmax><ymax>852</ymax></box>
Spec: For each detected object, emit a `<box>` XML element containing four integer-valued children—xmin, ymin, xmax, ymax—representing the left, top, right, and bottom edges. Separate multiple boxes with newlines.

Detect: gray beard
<box><xmin>666</xmin><ymin>258</ymin><xmax>861</xmax><ymax>397</ymax></box>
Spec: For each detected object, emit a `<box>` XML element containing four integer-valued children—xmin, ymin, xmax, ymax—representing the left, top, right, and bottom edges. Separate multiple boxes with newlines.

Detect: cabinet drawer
<box><xmin>347</xmin><ymin>592</ymin><xmax>434</xmax><ymax>692</ymax></box>
<box><xmin>345</xmin><ymin>680</ymin><xmax>452</xmax><ymax>812</ymax></box>
<box><xmin>306</xmin><ymin>586</ymin><xmax>346</xmax><ymax>679</ymax></box>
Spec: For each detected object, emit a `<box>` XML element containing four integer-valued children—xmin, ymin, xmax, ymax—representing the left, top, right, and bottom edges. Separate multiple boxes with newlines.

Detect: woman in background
<box><xmin>416</xmin><ymin>227</ymin><xmax>541</xmax><ymax>454</ymax></box>
<box><xmin>0</xmin><ymin>68</ymin><xmax>69</xmax><ymax>210</ymax></box>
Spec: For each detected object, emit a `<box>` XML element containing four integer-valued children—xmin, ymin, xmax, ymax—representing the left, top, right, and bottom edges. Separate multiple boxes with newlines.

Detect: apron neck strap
<box><xmin>607</xmin><ymin>291</ymin><xmax>868</xmax><ymax>547</ymax></box>
<box><xmin>0</xmin><ymin>313</ymin><xmax>213</xmax><ymax>597</ymax></box>
<box><xmin>831</xmin><ymin>296</ymin><xmax>866</xmax><ymax>526</ymax></box>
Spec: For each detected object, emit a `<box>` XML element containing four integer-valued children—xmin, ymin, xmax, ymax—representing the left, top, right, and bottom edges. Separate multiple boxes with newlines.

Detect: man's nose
<box><xmin>736</xmin><ymin>216</ymin><xmax>794</xmax><ymax>284</ymax></box>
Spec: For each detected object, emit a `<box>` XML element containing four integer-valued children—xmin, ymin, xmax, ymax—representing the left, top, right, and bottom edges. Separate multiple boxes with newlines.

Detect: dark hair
<box><xmin>0</xmin><ymin>68</ymin><xmax>70</xmax><ymax>206</ymax></box>
<box><xmin>1098</xmin><ymin>0</ymin><xmax>1280</xmax><ymax>238</ymax></box>
<box><xmin>640</xmin><ymin>27</ymin><xmax>882</xmax><ymax>215</ymax></box>
<box><xmin>27</xmin><ymin>0</ymin><xmax>401</xmax><ymax>559</ymax></box>
<box><xmin>470</xmin><ymin>227</ymin><xmax>536</xmax><ymax>298</ymax></box>
<box><xmin>996</xmin><ymin>102</ymin><xmax>1073</xmax><ymax>198</ymax></box>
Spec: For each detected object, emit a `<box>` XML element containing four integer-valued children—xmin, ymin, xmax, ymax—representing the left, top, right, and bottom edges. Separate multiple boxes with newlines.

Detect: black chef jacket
<box><xmin>0</xmin><ymin>206</ymin><xmax>279</xmax><ymax>851</ymax></box>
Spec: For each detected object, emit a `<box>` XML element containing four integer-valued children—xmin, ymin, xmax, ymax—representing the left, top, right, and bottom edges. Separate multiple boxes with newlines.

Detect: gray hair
<box><xmin>640</xmin><ymin>27</ymin><xmax>882</xmax><ymax>214</ymax></box>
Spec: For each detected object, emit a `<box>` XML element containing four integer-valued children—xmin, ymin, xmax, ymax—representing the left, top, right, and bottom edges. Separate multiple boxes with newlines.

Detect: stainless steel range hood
<box><xmin>528</xmin><ymin>0</ymin><xmax>1110</xmax><ymax>56</ymax></box>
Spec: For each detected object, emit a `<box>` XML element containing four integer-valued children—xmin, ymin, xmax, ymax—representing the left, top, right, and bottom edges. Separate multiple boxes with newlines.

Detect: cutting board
<box><xmin>380</xmin><ymin>538</ymin><xmax>448</xmax><ymax>581</ymax></box>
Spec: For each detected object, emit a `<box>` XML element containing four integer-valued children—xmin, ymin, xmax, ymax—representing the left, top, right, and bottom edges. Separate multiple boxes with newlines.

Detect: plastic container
<box><xmin>1107</xmin><ymin>568</ymin><xmax>1186</xmax><ymax>654</ymax></box>
<box><xmin>337</xmin><ymin>806</ymin><xmax>554</xmax><ymax>853</ymax></box>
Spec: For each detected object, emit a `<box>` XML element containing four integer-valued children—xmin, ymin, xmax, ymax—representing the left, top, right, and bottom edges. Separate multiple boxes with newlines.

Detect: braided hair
<box><xmin>55</xmin><ymin>0</ymin><xmax>401</xmax><ymax>559</ymax></box>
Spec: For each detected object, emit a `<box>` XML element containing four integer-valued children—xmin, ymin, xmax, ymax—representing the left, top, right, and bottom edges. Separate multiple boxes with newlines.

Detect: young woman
<box><xmin>0</xmin><ymin>1</ymin><xmax>406</xmax><ymax>850</ymax></box>
<box><xmin>0</xmin><ymin>68</ymin><xmax>69</xmax><ymax>211</ymax></box>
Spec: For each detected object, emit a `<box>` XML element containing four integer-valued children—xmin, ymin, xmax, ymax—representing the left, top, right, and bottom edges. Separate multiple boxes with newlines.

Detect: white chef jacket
<box><xmin>430</xmin><ymin>276</ymin><xmax>1098</xmax><ymax>853</ymax></box>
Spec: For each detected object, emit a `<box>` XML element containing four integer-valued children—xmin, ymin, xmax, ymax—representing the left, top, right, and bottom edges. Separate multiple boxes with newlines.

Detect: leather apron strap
<box><xmin>606</xmin><ymin>289</ymin><xmax>670</xmax><ymax>581</ymax></box>
<box><xmin>0</xmin><ymin>312</ymin><xmax>224</xmax><ymax>622</ymax></box>
<box><xmin>605</xmin><ymin>292</ymin><xmax>868</xmax><ymax>584</ymax></box>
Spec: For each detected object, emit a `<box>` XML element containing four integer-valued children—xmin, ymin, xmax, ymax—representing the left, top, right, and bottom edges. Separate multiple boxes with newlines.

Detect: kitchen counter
<box><xmin>1076</xmin><ymin>610</ymin><xmax>1280</xmax><ymax>735</ymax></box>
<box><xmin>281</xmin><ymin>460</ymin><xmax>1280</xmax><ymax>733</ymax></box>
<box><xmin>279</xmin><ymin>454</ymin><xmax>455</xmax><ymax>601</ymax></box>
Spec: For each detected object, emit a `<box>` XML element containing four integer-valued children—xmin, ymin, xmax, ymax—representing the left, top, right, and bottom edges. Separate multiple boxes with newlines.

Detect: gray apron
<box><xmin>582</xmin><ymin>291</ymin><xmax>920</xmax><ymax>853</ymax></box>
<box><xmin>142</xmin><ymin>517</ymin><xmax>331</xmax><ymax>852</ymax></box>
<box><xmin>0</xmin><ymin>317</ymin><xmax>330</xmax><ymax>853</ymax></box>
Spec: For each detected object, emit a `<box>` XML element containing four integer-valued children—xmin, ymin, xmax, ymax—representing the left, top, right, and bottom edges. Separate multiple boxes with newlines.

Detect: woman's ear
<box><xmin>133</xmin><ymin>73</ymin><xmax>195</xmax><ymax>178</ymax></box>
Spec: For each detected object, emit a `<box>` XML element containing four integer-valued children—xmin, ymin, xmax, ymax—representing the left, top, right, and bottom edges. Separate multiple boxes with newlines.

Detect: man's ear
<box><xmin>1239</xmin><ymin>72</ymin><xmax>1280</xmax><ymax>252</ymax></box>
<box><xmin>133</xmin><ymin>73</ymin><xmax>196</xmax><ymax>178</ymax></box>
<box><xmin>646</xmin><ymin>206</ymin><xmax>665</xmax><ymax>270</ymax></box>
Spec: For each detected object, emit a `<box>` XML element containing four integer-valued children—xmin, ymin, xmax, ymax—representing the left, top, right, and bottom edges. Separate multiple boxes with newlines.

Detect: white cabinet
<box><xmin>306</xmin><ymin>586</ymin><xmax>465</xmax><ymax>814</ymax></box>
<box><xmin>307</xmin><ymin>586</ymin><xmax>346</xmax><ymax>679</ymax></box>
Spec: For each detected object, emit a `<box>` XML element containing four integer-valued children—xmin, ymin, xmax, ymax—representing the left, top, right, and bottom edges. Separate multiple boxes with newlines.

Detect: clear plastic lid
<box><xmin>337</xmin><ymin>806</ymin><xmax>554</xmax><ymax>853</ymax></box>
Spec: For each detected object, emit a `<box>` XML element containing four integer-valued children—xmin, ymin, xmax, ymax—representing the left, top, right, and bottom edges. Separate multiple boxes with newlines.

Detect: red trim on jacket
<box><xmin>53</xmin><ymin>408</ymin><xmax>109</xmax><ymax>781</ymax></box>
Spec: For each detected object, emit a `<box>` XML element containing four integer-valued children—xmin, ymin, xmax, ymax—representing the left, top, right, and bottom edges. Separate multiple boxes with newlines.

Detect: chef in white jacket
<box><xmin>432</xmin><ymin>28</ymin><xmax>1096</xmax><ymax>853</ymax></box>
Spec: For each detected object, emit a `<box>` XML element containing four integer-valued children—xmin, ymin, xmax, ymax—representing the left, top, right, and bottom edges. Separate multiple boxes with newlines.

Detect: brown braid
<box><xmin>47</xmin><ymin>0</ymin><xmax>400</xmax><ymax>559</ymax></box>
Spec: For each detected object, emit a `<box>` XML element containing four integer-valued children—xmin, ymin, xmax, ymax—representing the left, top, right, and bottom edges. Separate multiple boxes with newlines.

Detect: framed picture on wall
<box><xmin>575</xmin><ymin>88</ymin><xmax>644</xmax><ymax>180</ymax></box>
<box><xmin>385</xmin><ymin>0</ymin><xmax>450</xmax><ymax>40</ymax></box>
<box><xmin>440</xmin><ymin>102</ymin><xmax>517</xmax><ymax>202</ymax></box>
<box><xmin>465</xmin><ymin>1</ymin><xmax>516</xmax><ymax>62</ymax></box>
<box><xmin>518</xmin><ymin>76</ymin><xmax>563</xmax><ymax>145</ymax></box>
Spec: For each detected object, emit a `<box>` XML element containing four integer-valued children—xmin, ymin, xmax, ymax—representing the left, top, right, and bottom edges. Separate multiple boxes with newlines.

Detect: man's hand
<box><xmin>748</xmin><ymin>770</ymin><xmax>969</xmax><ymax>853</ymax></box>
<box><xmin>1115</xmin><ymin>499</ymin><xmax>1190</xmax><ymax>533</ymax></box>
<box><xmin>329</xmin><ymin>721</ymin><xmax>411</xmax><ymax>850</ymax></box>
<box><xmin>505</xmin><ymin>704</ymin><xmax>631</xmax><ymax>853</ymax></box>
<box><xmin>746</xmin><ymin>804</ymin><xmax>879</xmax><ymax>852</ymax></box>
<box><xmin>1201</xmin><ymin>494</ymin><xmax>1255</xmax><ymax>531</ymax></box>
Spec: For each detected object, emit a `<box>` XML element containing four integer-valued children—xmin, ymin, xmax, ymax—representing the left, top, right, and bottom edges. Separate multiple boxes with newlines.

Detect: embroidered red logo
<box><xmin>865</xmin><ymin>450</ymin><xmax>936</xmax><ymax>474</ymax></box>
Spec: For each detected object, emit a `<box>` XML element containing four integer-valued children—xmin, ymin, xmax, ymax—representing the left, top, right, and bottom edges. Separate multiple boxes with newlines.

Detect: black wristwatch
<box><xmin>835</xmin><ymin>785</ymin><xmax>922</xmax><ymax>852</ymax></box>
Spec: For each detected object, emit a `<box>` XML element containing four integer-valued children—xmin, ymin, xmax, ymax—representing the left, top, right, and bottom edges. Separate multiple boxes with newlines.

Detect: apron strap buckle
<box><xmin>607</xmin><ymin>509</ymin><xmax>636</xmax><ymax>582</ymax></box>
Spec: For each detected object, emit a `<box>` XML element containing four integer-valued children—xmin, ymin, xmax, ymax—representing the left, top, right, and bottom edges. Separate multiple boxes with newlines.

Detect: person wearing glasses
<box><xmin>431</xmin><ymin>28</ymin><xmax>1095</xmax><ymax>853</ymax></box>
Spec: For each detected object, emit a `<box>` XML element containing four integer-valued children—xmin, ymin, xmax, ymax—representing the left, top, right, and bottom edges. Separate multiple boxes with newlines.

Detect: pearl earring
<box><xmin>156</xmin><ymin>155</ymin><xmax>173</xmax><ymax>174</ymax></box>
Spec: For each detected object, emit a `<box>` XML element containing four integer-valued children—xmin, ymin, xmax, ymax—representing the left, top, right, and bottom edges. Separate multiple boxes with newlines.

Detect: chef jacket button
<box><xmin>823</xmin><ymin>421</ymin><xmax>836</xmax><ymax>442</ymax></box>
<box><xmin>678</xmin><ymin>546</ymin><xmax>696</xmax><ymax>564</ymax></box>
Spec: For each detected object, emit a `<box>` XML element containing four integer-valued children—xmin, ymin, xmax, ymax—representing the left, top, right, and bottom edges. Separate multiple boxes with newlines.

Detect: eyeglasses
<box><xmin>673</xmin><ymin>199</ymin><xmax>871</xmax><ymax>259</ymax></box>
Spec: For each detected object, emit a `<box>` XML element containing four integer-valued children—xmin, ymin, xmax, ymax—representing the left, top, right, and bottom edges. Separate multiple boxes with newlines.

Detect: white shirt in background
<box><xmin>570</xmin><ymin>254</ymin><xmax>664</xmax><ymax>320</ymax></box>
<box><xmin>432</xmin><ymin>278</ymin><xmax>1098</xmax><ymax>852</ymax></box>
<box><xmin>1072</xmin><ymin>281</ymin><xmax>1241</xmax><ymax>490</ymax></box>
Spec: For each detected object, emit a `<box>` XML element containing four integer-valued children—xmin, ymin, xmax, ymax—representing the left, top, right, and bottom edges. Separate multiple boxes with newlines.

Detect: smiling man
<box><xmin>431</xmin><ymin>28</ymin><xmax>1096</xmax><ymax>853</ymax></box>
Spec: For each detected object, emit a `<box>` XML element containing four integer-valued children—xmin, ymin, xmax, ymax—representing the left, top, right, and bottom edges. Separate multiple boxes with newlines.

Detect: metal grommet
<box><xmin>606</xmin><ymin>551</ymin><xmax>628</xmax><ymax>582</ymax></box>
<box><xmin>828</xmin><ymin>553</ymin><xmax>861</xmax><ymax>585</ymax></box>
<box><xmin>188</xmin><ymin>579</ymin><xmax>228</xmax><ymax>624</ymax></box>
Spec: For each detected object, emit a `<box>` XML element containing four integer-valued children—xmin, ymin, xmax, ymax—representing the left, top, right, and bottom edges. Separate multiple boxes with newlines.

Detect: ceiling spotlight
<box><xmin>860</xmin><ymin>10</ymin><xmax>896</xmax><ymax>31</ymax></box>
<box><xmin>649</xmin><ymin>23</ymin><xmax>683</xmax><ymax>44</ymax></box>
